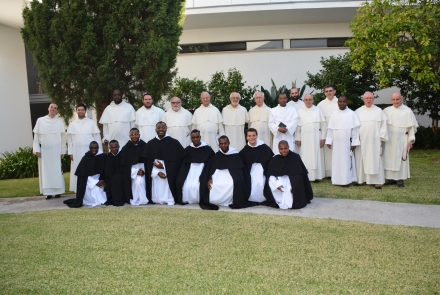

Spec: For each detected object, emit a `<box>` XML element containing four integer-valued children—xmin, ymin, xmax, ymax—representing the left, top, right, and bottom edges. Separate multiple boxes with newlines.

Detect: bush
<box><xmin>0</xmin><ymin>147</ymin><xmax>71</xmax><ymax>180</ymax></box>
<box><xmin>413</xmin><ymin>126</ymin><xmax>440</xmax><ymax>150</ymax></box>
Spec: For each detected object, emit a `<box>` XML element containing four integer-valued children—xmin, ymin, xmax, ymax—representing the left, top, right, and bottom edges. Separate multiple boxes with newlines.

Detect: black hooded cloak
<box><xmin>120</xmin><ymin>139</ymin><xmax>147</xmax><ymax>203</ymax></box>
<box><xmin>239</xmin><ymin>143</ymin><xmax>274</xmax><ymax>175</ymax></box>
<box><xmin>103</xmin><ymin>151</ymin><xmax>124</xmax><ymax>206</ymax></box>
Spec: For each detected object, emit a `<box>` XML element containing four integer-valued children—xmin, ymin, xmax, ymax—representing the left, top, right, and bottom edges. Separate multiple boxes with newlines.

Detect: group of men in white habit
<box><xmin>32</xmin><ymin>85</ymin><xmax>418</xmax><ymax>209</ymax></box>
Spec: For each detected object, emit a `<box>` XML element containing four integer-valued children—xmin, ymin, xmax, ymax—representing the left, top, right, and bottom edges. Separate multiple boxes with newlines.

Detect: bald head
<box><xmin>391</xmin><ymin>92</ymin><xmax>402</xmax><ymax>108</ymax></box>
<box><xmin>304</xmin><ymin>94</ymin><xmax>314</xmax><ymax>108</ymax></box>
<box><xmin>200</xmin><ymin>92</ymin><xmax>211</xmax><ymax>107</ymax></box>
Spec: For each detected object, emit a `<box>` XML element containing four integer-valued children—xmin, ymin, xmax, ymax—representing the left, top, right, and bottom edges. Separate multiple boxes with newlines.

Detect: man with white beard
<box><xmin>33</xmin><ymin>102</ymin><xmax>66</xmax><ymax>199</ymax></box>
<box><xmin>325</xmin><ymin>96</ymin><xmax>360</xmax><ymax>187</ymax></box>
<box><xmin>383</xmin><ymin>93</ymin><xmax>418</xmax><ymax>188</ymax></box>
<box><xmin>135</xmin><ymin>92</ymin><xmax>165</xmax><ymax>143</ymax></box>
<box><xmin>287</xmin><ymin>87</ymin><xmax>305</xmax><ymax>111</ymax></box>
<box><xmin>222</xmin><ymin>92</ymin><xmax>249</xmax><ymax>149</ymax></box>
<box><xmin>192</xmin><ymin>92</ymin><xmax>225</xmax><ymax>152</ymax></box>
<box><xmin>269</xmin><ymin>93</ymin><xmax>298</xmax><ymax>154</ymax></box>
<box><xmin>161</xmin><ymin>96</ymin><xmax>192</xmax><ymax>147</ymax></box>
<box><xmin>355</xmin><ymin>92</ymin><xmax>388</xmax><ymax>189</ymax></box>
<box><xmin>248</xmin><ymin>91</ymin><xmax>272</xmax><ymax>149</ymax></box>
<box><xmin>317</xmin><ymin>85</ymin><xmax>339</xmax><ymax>177</ymax></box>
<box><xmin>295</xmin><ymin>94</ymin><xmax>326</xmax><ymax>182</ymax></box>
<box><xmin>67</xmin><ymin>103</ymin><xmax>102</xmax><ymax>192</ymax></box>
<box><xmin>99</xmin><ymin>89</ymin><xmax>136</xmax><ymax>147</ymax></box>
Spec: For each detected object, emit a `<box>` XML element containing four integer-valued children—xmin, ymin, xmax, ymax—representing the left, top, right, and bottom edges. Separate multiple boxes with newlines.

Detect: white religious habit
<box><xmin>268</xmin><ymin>104</ymin><xmax>298</xmax><ymax>154</ymax></box>
<box><xmin>383</xmin><ymin>105</ymin><xmax>418</xmax><ymax>180</ymax></box>
<box><xmin>151</xmin><ymin>134</ymin><xmax>175</xmax><ymax>205</ymax></box>
<box><xmin>296</xmin><ymin>105</ymin><xmax>326</xmax><ymax>181</ymax></box>
<box><xmin>222</xmin><ymin>104</ymin><xmax>249</xmax><ymax>150</ymax></box>
<box><xmin>130</xmin><ymin>163</ymin><xmax>149</xmax><ymax>206</ymax></box>
<box><xmin>317</xmin><ymin>97</ymin><xmax>339</xmax><ymax>177</ymax></box>
<box><xmin>248</xmin><ymin>139</ymin><xmax>267</xmax><ymax>203</ymax></box>
<box><xmin>161</xmin><ymin>107</ymin><xmax>192</xmax><ymax>147</ymax></box>
<box><xmin>209</xmin><ymin>147</ymin><xmax>238</xmax><ymax>206</ymax></box>
<box><xmin>325</xmin><ymin>108</ymin><xmax>360</xmax><ymax>185</ymax></box>
<box><xmin>355</xmin><ymin>105</ymin><xmax>388</xmax><ymax>185</ymax></box>
<box><xmin>33</xmin><ymin>115</ymin><xmax>67</xmax><ymax>195</ymax></box>
<box><xmin>182</xmin><ymin>141</ymin><xmax>209</xmax><ymax>204</ymax></box>
<box><xmin>248</xmin><ymin>103</ymin><xmax>272</xmax><ymax>149</ymax></box>
<box><xmin>135</xmin><ymin>105</ymin><xmax>165</xmax><ymax>143</ymax></box>
<box><xmin>83</xmin><ymin>151</ymin><xmax>107</xmax><ymax>207</ymax></box>
<box><xmin>287</xmin><ymin>100</ymin><xmax>305</xmax><ymax>112</ymax></box>
<box><xmin>268</xmin><ymin>174</ymin><xmax>293</xmax><ymax>210</ymax></box>
<box><xmin>192</xmin><ymin>104</ymin><xmax>225</xmax><ymax>153</ymax></box>
<box><xmin>99</xmin><ymin>100</ymin><xmax>136</xmax><ymax>146</ymax></box>
<box><xmin>67</xmin><ymin>116</ymin><xmax>102</xmax><ymax>192</ymax></box>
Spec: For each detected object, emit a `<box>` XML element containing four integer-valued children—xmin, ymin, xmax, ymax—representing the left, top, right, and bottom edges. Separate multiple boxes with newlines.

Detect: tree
<box><xmin>21</xmin><ymin>0</ymin><xmax>185</xmax><ymax>120</ymax></box>
<box><xmin>305</xmin><ymin>53</ymin><xmax>379</xmax><ymax>109</ymax></box>
<box><xmin>347</xmin><ymin>0</ymin><xmax>440</xmax><ymax>128</ymax></box>
<box><xmin>167</xmin><ymin>77</ymin><xmax>206</xmax><ymax>113</ymax></box>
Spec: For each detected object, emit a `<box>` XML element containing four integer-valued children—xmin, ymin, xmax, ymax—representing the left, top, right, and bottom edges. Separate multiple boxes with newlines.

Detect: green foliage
<box><xmin>347</xmin><ymin>0</ymin><xmax>440</xmax><ymax>125</ymax></box>
<box><xmin>0</xmin><ymin>147</ymin><xmax>71</xmax><ymax>180</ymax></box>
<box><xmin>413</xmin><ymin>126</ymin><xmax>440</xmax><ymax>149</ymax></box>
<box><xmin>21</xmin><ymin>0</ymin><xmax>185</xmax><ymax>120</ymax></box>
<box><xmin>305</xmin><ymin>53</ymin><xmax>379</xmax><ymax>110</ymax></box>
<box><xmin>260</xmin><ymin>79</ymin><xmax>308</xmax><ymax>108</ymax></box>
<box><xmin>167</xmin><ymin>77</ymin><xmax>206</xmax><ymax>112</ymax></box>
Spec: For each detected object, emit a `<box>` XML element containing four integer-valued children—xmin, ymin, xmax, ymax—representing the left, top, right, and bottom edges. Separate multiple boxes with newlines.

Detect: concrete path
<box><xmin>1</xmin><ymin>195</ymin><xmax>440</xmax><ymax>228</ymax></box>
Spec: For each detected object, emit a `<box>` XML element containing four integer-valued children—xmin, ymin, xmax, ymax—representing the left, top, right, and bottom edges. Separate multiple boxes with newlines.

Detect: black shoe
<box><xmin>54</xmin><ymin>195</ymin><xmax>61</xmax><ymax>198</ymax></box>
<box><xmin>397</xmin><ymin>180</ymin><xmax>405</xmax><ymax>188</ymax></box>
<box><xmin>374</xmin><ymin>185</ymin><xmax>382</xmax><ymax>190</ymax></box>
<box><xmin>384</xmin><ymin>180</ymin><xmax>397</xmax><ymax>185</ymax></box>
<box><xmin>314</xmin><ymin>180</ymin><xmax>320</xmax><ymax>183</ymax></box>
<box><xmin>46</xmin><ymin>195</ymin><xmax>53</xmax><ymax>200</ymax></box>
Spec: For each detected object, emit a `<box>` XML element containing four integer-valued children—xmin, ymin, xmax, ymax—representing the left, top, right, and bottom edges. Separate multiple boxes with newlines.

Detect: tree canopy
<box><xmin>21</xmin><ymin>0</ymin><xmax>185</xmax><ymax>119</ymax></box>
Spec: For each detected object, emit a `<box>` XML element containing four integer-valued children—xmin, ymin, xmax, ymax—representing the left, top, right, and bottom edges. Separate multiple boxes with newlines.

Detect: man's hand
<box><xmin>320</xmin><ymin>139</ymin><xmax>325</xmax><ymax>148</ymax></box>
<box><xmin>137</xmin><ymin>168</ymin><xmax>145</xmax><ymax>176</ymax></box>
<box><xmin>70</xmin><ymin>155</ymin><xmax>74</xmax><ymax>161</ymax></box>
<box><xmin>36</xmin><ymin>152</ymin><xmax>41</xmax><ymax>158</ymax></box>
<box><xmin>327</xmin><ymin>144</ymin><xmax>332</xmax><ymax>149</ymax></box>
<box><xmin>350</xmin><ymin>145</ymin><xmax>356</xmax><ymax>152</ymax></box>
<box><xmin>407</xmin><ymin>143</ymin><xmax>413</xmax><ymax>152</ymax></box>
<box><xmin>277</xmin><ymin>185</ymin><xmax>284</xmax><ymax>192</ymax></box>
<box><xmin>96</xmin><ymin>180</ymin><xmax>106</xmax><ymax>188</ymax></box>
<box><xmin>61</xmin><ymin>154</ymin><xmax>64</xmax><ymax>159</ymax></box>
<box><xmin>278</xmin><ymin>127</ymin><xmax>287</xmax><ymax>133</ymax></box>
<box><xmin>207</xmin><ymin>178</ymin><xmax>213</xmax><ymax>190</ymax></box>
<box><xmin>296</xmin><ymin>141</ymin><xmax>301</xmax><ymax>147</ymax></box>
<box><xmin>158</xmin><ymin>172</ymin><xmax>167</xmax><ymax>179</ymax></box>
<box><xmin>153</xmin><ymin>161</ymin><xmax>164</xmax><ymax>169</ymax></box>
<box><xmin>104</xmin><ymin>139</ymin><xmax>109</xmax><ymax>145</ymax></box>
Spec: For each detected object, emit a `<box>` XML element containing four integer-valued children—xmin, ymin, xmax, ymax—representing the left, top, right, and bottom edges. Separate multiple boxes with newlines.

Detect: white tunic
<box><xmin>296</xmin><ymin>106</ymin><xmax>326</xmax><ymax>181</ymax></box>
<box><xmin>248</xmin><ymin>103</ymin><xmax>272</xmax><ymax>149</ymax></box>
<box><xmin>162</xmin><ymin>107</ymin><xmax>192</xmax><ymax>147</ymax></box>
<box><xmin>355</xmin><ymin>105</ymin><xmax>388</xmax><ymax>185</ymax></box>
<box><xmin>325</xmin><ymin>108</ymin><xmax>360</xmax><ymax>185</ymax></box>
<box><xmin>67</xmin><ymin>117</ymin><xmax>102</xmax><ymax>192</ymax></box>
<box><xmin>83</xmin><ymin>174</ymin><xmax>107</xmax><ymax>207</ymax></box>
<box><xmin>151</xmin><ymin>160</ymin><xmax>175</xmax><ymax>205</ymax></box>
<box><xmin>268</xmin><ymin>176</ymin><xmax>293</xmax><ymax>209</ymax></box>
<box><xmin>99</xmin><ymin>100</ymin><xmax>136</xmax><ymax>146</ymax></box>
<box><xmin>269</xmin><ymin>105</ymin><xmax>298</xmax><ymax>154</ymax></box>
<box><xmin>182</xmin><ymin>141</ymin><xmax>209</xmax><ymax>204</ymax></box>
<box><xmin>287</xmin><ymin>100</ymin><xmax>305</xmax><ymax>111</ymax></box>
<box><xmin>192</xmin><ymin>104</ymin><xmax>225</xmax><ymax>153</ymax></box>
<box><xmin>135</xmin><ymin>105</ymin><xmax>165</xmax><ymax>143</ymax></box>
<box><xmin>247</xmin><ymin>140</ymin><xmax>267</xmax><ymax>202</ymax></box>
<box><xmin>209</xmin><ymin>147</ymin><xmax>238</xmax><ymax>206</ymax></box>
<box><xmin>130</xmin><ymin>163</ymin><xmax>149</xmax><ymax>205</ymax></box>
<box><xmin>222</xmin><ymin>104</ymin><xmax>249</xmax><ymax>150</ymax></box>
<box><xmin>383</xmin><ymin>105</ymin><xmax>418</xmax><ymax>180</ymax></box>
<box><xmin>317</xmin><ymin>97</ymin><xmax>339</xmax><ymax>177</ymax></box>
<box><xmin>33</xmin><ymin>115</ymin><xmax>66</xmax><ymax>195</ymax></box>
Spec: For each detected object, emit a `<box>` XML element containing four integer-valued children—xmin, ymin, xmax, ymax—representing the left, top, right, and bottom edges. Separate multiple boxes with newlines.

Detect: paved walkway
<box><xmin>1</xmin><ymin>195</ymin><xmax>440</xmax><ymax>228</ymax></box>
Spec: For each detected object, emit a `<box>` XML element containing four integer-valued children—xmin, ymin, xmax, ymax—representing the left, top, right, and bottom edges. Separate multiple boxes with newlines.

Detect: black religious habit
<box><xmin>120</xmin><ymin>140</ymin><xmax>147</xmax><ymax>204</ymax></box>
<box><xmin>103</xmin><ymin>151</ymin><xmax>124</xmax><ymax>206</ymax></box>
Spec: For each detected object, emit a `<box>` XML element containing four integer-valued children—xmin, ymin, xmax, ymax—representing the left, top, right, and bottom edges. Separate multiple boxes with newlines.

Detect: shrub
<box><xmin>413</xmin><ymin>126</ymin><xmax>440</xmax><ymax>150</ymax></box>
<box><xmin>0</xmin><ymin>147</ymin><xmax>71</xmax><ymax>180</ymax></box>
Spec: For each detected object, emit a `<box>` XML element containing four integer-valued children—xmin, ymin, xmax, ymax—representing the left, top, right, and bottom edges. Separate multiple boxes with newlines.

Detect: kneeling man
<box><xmin>199</xmin><ymin>135</ymin><xmax>252</xmax><ymax>210</ymax></box>
<box><xmin>264</xmin><ymin>141</ymin><xmax>313</xmax><ymax>209</ymax></box>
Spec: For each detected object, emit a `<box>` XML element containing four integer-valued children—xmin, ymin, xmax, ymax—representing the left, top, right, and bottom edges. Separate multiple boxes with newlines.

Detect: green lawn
<box><xmin>1</xmin><ymin>208</ymin><xmax>439</xmax><ymax>294</ymax></box>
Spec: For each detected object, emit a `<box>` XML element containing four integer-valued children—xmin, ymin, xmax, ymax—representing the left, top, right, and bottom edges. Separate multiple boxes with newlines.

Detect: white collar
<box><xmin>190</xmin><ymin>140</ymin><xmax>208</xmax><ymax>148</ymax></box>
<box><xmin>219</xmin><ymin>146</ymin><xmax>238</xmax><ymax>155</ymax></box>
<box><xmin>155</xmin><ymin>133</ymin><xmax>170</xmax><ymax>140</ymax></box>
<box><xmin>110</xmin><ymin>147</ymin><xmax>122</xmax><ymax>156</ymax></box>
<box><xmin>247</xmin><ymin>139</ymin><xmax>264</xmax><ymax>148</ymax></box>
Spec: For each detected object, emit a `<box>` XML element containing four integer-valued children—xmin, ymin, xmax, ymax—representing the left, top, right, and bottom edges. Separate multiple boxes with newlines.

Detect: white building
<box><xmin>0</xmin><ymin>0</ymin><xmax>429</xmax><ymax>154</ymax></box>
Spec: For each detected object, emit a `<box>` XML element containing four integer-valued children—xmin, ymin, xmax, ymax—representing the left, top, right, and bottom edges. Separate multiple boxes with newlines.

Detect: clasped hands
<box><xmin>153</xmin><ymin>161</ymin><xmax>167</xmax><ymax>179</ymax></box>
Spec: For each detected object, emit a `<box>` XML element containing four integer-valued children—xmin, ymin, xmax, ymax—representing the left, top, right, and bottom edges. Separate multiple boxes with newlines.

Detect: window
<box><xmin>290</xmin><ymin>38</ymin><xmax>349</xmax><ymax>48</ymax></box>
<box><xmin>247</xmin><ymin>40</ymin><xmax>283</xmax><ymax>50</ymax></box>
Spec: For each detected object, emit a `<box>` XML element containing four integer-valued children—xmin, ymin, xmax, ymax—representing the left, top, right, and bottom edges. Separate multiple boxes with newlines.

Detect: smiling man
<box><xmin>287</xmin><ymin>87</ymin><xmax>305</xmax><ymax>111</ymax></box>
<box><xmin>135</xmin><ymin>92</ymin><xmax>165</xmax><ymax>143</ymax></box>
<box><xmin>222</xmin><ymin>92</ymin><xmax>249</xmax><ymax>150</ymax></box>
<box><xmin>161</xmin><ymin>96</ymin><xmax>192</xmax><ymax>147</ymax></box>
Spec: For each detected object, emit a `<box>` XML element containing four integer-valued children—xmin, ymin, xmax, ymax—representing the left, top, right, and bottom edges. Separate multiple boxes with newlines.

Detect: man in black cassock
<box><xmin>239</xmin><ymin>128</ymin><xmax>274</xmax><ymax>203</ymax></box>
<box><xmin>263</xmin><ymin>140</ymin><xmax>313</xmax><ymax>209</ymax></box>
<box><xmin>64</xmin><ymin>141</ymin><xmax>106</xmax><ymax>208</ymax></box>
<box><xmin>176</xmin><ymin>129</ymin><xmax>215</xmax><ymax>204</ymax></box>
<box><xmin>142</xmin><ymin>121</ymin><xmax>186</xmax><ymax>205</ymax></box>
<box><xmin>199</xmin><ymin>135</ymin><xmax>252</xmax><ymax>210</ymax></box>
<box><xmin>103</xmin><ymin>140</ymin><xmax>125</xmax><ymax>206</ymax></box>
<box><xmin>120</xmin><ymin>128</ymin><xmax>148</xmax><ymax>205</ymax></box>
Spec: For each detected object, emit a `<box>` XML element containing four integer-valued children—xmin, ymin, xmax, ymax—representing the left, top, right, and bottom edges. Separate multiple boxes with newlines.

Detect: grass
<box><xmin>0</xmin><ymin>173</ymin><xmax>73</xmax><ymax>198</ymax></box>
<box><xmin>0</xmin><ymin>208</ymin><xmax>439</xmax><ymax>294</ymax></box>
<box><xmin>312</xmin><ymin>149</ymin><xmax>440</xmax><ymax>205</ymax></box>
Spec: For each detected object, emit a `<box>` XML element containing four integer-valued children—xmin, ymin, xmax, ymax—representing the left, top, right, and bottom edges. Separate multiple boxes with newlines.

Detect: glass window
<box><xmin>247</xmin><ymin>40</ymin><xmax>283</xmax><ymax>50</ymax></box>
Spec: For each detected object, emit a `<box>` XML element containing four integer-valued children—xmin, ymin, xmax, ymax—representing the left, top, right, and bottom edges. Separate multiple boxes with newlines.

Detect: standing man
<box><xmin>99</xmin><ymin>89</ymin><xmax>136</xmax><ymax>147</ymax></box>
<box><xmin>192</xmin><ymin>92</ymin><xmax>225</xmax><ymax>152</ymax></box>
<box><xmin>287</xmin><ymin>87</ymin><xmax>305</xmax><ymax>111</ymax></box>
<box><xmin>295</xmin><ymin>94</ymin><xmax>326</xmax><ymax>182</ymax></box>
<box><xmin>317</xmin><ymin>84</ymin><xmax>339</xmax><ymax>177</ymax></box>
<box><xmin>135</xmin><ymin>92</ymin><xmax>165</xmax><ymax>143</ymax></box>
<box><xmin>248</xmin><ymin>91</ymin><xmax>272</xmax><ymax>148</ymax></box>
<box><xmin>67</xmin><ymin>103</ymin><xmax>102</xmax><ymax>193</ymax></box>
<box><xmin>161</xmin><ymin>96</ymin><xmax>192</xmax><ymax>147</ymax></box>
<box><xmin>222</xmin><ymin>92</ymin><xmax>249</xmax><ymax>149</ymax></box>
<box><xmin>33</xmin><ymin>102</ymin><xmax>66</xmax><ymax>199</ymax></box>
<box><xmin>383</xmin><ymin>93</ymin><xmax>418</xmax><ymax>188</ymax></box>
<box><xmin>268</xmin><ymin>93</ymin><xmax>298</xmax><ymax>154</ymax></box>
<box><xmin>355</xmin><ymin>92</ymin><xmax>388</xmax><ymax>189</ymax></box>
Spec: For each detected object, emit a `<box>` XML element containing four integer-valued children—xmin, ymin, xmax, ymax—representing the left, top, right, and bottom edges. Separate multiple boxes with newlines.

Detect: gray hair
<box><xmin>363</xmin><ymin>91</ymin><xmax>374</xmax><ymax>98</ymax></box>
<box><xmin>200</xmin><ymin>91</ymin><xmax>210</xmax><ymax>98</ymax></box>
<box><xmin>253</xmin><ymin>91</ymin><xmax>265</xmax><ymax>99</ymax></box>
<box><xmin>229</xmin><ymin>92</ymin><xmax>241</xmax><ymax>99</ymax></box>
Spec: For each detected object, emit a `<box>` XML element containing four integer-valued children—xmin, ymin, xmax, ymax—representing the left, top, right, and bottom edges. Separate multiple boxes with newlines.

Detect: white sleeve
<box><xmin>268</xmin><ymin>176</ymin><xmax>282</xmax><ymax>192</ymax></box>
<box><xmin>102</xmin><ymin>124</ymin><xmax>109</xmax><ymax>143</ymax></box>
<box><xmin>351</xmin><ymin>127</ymin><xmax>360</xmax><ymax>146</ymax></box>
<box><xmin>320</xmin><ymin>121</ymin><xmax>327</xmax><ymax>140</ymax></box>
<box><xmin>93</xmin><ymin>133</ymin><xmax>103</xmax><ymax>151</ymax></box>
<box><xmin>325</xmin><ymin>129</ymin><xmax>334</xmax><ymax>145</ymax></box>
<box><xmin>61</xmin><ymin>132</ymin><xmax>67</xmax><ymax>155</ymax></box>
<box><xmin>268</xmin><ymin>112</ymin><xmax>279</xmax><ymax>136</ymax></box>
<box><xmin>67</xmin><ymin>134</ymin><xmax>74</xmax><ymax>155</ymax></box>
<box><xmin>33</xmin><ymin>134</ymin><xmax>41</xmax><ymax>153</ymax></box>
<box><xmin>295</xmin><ymin>126</ymin><xmax>301</xmax><ymax>141</ymax></box>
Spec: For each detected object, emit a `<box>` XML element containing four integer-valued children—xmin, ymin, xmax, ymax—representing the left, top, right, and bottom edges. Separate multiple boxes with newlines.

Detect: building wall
<box><xmin>0</xmin><ymin>24</ymin><xmax>33</xmax><ymax>154</ymax></box>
